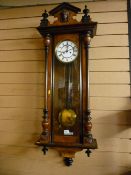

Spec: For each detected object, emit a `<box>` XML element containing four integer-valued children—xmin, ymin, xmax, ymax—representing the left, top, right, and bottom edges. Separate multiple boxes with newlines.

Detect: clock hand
<box><xmin>62</xmin><ymin>47</ymin><xmax>72</xmax><ymax>53</ymax></box>
<box><xmin>62</xmin><ymin>50</ymin><xmax>67</xmax><ymax>54</ymax></box>
<box><xmin>67</xmin><ymin>48</ymin><xmax>73</xmax><ymax>51</ymax></box>
<box><xmin>65</xmin><ymin>42</ymin><xmax>69</xmax><ymax>52</ymax></box>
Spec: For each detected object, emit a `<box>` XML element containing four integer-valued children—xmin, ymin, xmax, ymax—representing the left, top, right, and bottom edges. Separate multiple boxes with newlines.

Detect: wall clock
<box><xmin>36</xmin><ymin>2</ymin><xmax>97</xmax><ymax>166</ymax></box>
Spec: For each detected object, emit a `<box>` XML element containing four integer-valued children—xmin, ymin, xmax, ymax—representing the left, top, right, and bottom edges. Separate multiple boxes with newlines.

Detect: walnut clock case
<box><xmin>36</xmin><ymin>2</ymin><xmax>98</xmax><ymax>166</ymax></box>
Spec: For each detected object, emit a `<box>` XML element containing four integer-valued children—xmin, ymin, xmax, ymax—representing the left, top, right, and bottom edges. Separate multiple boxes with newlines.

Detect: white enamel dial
<box><xmin>55</xmin><ymin>40</ymin><xmax>78</xmax><ymax>63</ymax></box>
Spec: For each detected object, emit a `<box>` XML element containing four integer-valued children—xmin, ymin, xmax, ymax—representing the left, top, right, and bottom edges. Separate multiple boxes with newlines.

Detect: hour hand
<box><xmin>62</xmin><ymin>46</ymin><xmax>68</xmax><ymax>53</ymax></box>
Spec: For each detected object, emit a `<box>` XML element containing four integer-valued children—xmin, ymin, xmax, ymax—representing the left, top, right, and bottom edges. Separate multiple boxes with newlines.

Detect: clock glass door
<box><xmin>52</xmin><ymin>34</ymin><xmax>82</xmax><ymax>144</ymax></box>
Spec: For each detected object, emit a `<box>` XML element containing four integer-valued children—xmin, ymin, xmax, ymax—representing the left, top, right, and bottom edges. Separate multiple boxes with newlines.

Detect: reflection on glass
<box><xmin>53</xmin><ymin>54</ymin><xmax>80</xmax><ymax>136</ymax></box>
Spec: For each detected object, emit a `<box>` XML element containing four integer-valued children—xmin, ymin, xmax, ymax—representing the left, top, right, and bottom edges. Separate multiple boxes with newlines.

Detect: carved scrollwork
<box><xmin>60</xmin><ymin>10</ymin><xmax>69</xmax><ymax>22</ymax></box>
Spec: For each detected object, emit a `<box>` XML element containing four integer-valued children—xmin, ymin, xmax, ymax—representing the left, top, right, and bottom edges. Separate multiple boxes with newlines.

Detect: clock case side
<box><xmin>36</xmin><ymin>2</ymin><xmax>97</xmax><ymax>164</ymax></box>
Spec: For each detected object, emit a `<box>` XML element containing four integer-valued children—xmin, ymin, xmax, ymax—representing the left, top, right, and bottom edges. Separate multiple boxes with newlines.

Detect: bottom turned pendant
<box><xmin>64</xmin><ymin>157</ymin><xmax>73</xmax><ymax>166</ymax></box>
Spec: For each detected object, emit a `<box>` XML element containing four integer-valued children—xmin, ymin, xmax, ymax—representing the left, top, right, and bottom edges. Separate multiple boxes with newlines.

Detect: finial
<box><xmin>40</xmin><ymin>10</ymin><xmax>49</xmax><ymax>27</ymax></box>
<box><xmin>81</xmin><ymin>5</ymin><xmax>91</xmax><ymax>24</ymax></box>
<box><xmin>83</xmin><ymin>5</ymin><xmax>89</xmax><ymax>14</ymax></box>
